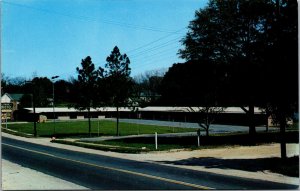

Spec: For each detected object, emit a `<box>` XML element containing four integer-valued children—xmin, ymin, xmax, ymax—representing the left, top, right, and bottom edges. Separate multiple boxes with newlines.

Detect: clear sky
<box><xmin>2</xmin><ymin>0</ymin><xmax>208</xmax><ymax>80</ymax></box>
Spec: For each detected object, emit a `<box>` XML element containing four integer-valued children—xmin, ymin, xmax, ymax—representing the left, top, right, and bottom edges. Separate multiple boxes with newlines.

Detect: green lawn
<box><xmin>5</xmin><ymin>120</ymin><xmax>196</xmax><ymax>137</ymax></box>
<box><xmin>287</xmin><ymin>122</ymin><xmax>299</xmax><ymax>130</ymax></box>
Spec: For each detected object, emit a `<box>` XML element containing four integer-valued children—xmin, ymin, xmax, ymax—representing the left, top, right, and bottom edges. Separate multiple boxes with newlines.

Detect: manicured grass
<box><xmin>5</xmin><ymin>120</ymin><xmax>196</xmax><ymax>137</ymax></box>
<box><xmin>53</xmin><ymin>139</ymin><xmax>147</xmax><ymax>153</ymax></box>
<box><xmin>287</xmin><ymin>122</ymin><xmax>299</xmax><ymax>130</ymax></box>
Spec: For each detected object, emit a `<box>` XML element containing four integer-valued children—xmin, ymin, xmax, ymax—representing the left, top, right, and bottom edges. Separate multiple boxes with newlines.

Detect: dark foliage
<box><xmin>99</xmin><ymin>46</ymin><xmax>133</xmax><ymax>136</ymax></box>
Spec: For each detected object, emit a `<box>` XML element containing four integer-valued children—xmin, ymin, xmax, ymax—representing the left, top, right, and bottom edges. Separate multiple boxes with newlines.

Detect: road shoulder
<box><xmin>2</xmin><ymin>132</ymin><xmax>299</xmax><ymax>187</ymax></box>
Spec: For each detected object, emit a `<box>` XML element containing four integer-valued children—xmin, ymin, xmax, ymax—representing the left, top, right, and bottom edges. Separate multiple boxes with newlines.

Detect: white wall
<box><xmin>1</xmin><ymin>94</ymin><xmax>11</xmax><ymax>103</ymax></box>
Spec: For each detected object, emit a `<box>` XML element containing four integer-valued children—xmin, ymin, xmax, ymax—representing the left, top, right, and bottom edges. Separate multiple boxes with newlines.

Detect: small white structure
<box><xmin>1</xmin><ymin>93</ymin><xmax>24</xmax><ymax>120</ymax></box>
<box><xmin>1</xmin><ymin>93</ymin><xmax>24</xmax><ymax>111</ymax></box>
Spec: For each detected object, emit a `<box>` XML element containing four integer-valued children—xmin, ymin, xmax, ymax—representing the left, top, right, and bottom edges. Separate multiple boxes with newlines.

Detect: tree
<box><xmin>262</xmin><ymin>0</ymin><xmax>298</xmax><ymax>159</ymax></box>
<box><xmin>178</xmin><ymin>0</ymin><xmax>276</xmax><ymax>136</ymax></box>
<box><xmin>160</xmin><ymin>60</ymin><xmax>224</xmax><ymax>106</ymax></box>
<box><xmin>187</xmin><ymin>106</ymin><xmax>225</xmax><ymax>136</ymax></box>
<box><xmin>31</xmin><ymin>77</ymin><xmax>52</xmax><ymax>107</ymax></box>
<box><xmin>100</xmin><ymin>46</ymin><xmax>132</xmax><ymax>136</ymax></box>
<box><xmin>133</xmin><ymin>69</ymin><xmax>164</xmax><ymax>105</ymax></box>
<box><xmin>2</xmin><ymin>75</ymin><xmax>27</xmax><ymax>95</ymax></box>
<box><xmin>178</xmin><ymin>0</ymin><xmax>298</xmax><ymax>158</ymax></box>
<box><xmin>160</xmin><ymin>60</ymin><xmax>226</xmax><ymax>134</ymax></box>
<box><xmin>19</xmin><ymin>94</ymin><xmax>33</xmax><ymax>108</ymax></box>
<box><xmin>52</xmin><ymin>79</ymin><xmax>76</xmax><ymax>106</ymax></box>
<box><xmin>75</xmin><ymin>56</ymin><xmax>99</xmax><ymax>136</ymax></box>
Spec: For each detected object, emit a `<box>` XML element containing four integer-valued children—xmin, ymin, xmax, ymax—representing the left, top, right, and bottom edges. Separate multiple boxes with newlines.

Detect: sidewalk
<box><xmin>2</xmin><ymin>159</ymin><xmax>87</xmax><ymax>190</ymax></box>
<box><xmin>2</xmin><ymin>132</ymin><xmax>299</xmax><ymax>188</ymax></box>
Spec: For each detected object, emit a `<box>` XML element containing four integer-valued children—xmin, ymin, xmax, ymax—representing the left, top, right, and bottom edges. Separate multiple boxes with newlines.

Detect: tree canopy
<box><xmin>170</xmin><ymin>0</ymin><xmax>298</xmax><ymax>137</ymax></box>
<box><xmin>74</xmin><ymin>56</ymin><xmax>99</xmax><ymax>136</ymax></box>
<box><xmin>99</xmin><ymin>46</ymin><xmax>133</xmax><ymax>136</ymax></box>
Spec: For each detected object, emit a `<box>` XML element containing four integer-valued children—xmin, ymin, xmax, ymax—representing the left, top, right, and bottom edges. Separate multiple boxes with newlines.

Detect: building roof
<box><xmin>7</xmin><ymin>93</ymin><xmax>24</xmax><ymax>101</ymax></box>
<box><xmin>24</xmin><ymin>106</ymin><xmax>264</xmax><ymax>114</ymax></box>
<box><xmin>2</xmin><ymin>93</ymin><xmax>24</xmax><ymax>102</ymax></box>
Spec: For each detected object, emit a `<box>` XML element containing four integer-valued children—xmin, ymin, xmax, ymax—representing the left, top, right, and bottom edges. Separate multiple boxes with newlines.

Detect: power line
<box><xmin>129</xmin><ymin>36</ymin><xmax>183</xmax><ymax>58</ymax></box>
<box><xmin>126</xmin><ymin>28</ymin><xmax>186</xmax><ymax>54</ymax></box>
<box><xmin>2</xmin><ymin>1</ymin><xmax>192</xmax><ymax>76</ymax></box>
<box><xmin>132</xmin><ymin>53</ymin><xmax>183</xmax><ymax>71</ymax></box>
<box><xmin>132</xmin><ymin>45</ymin><xmax>180</xmax><ymax>62</ymax></box>
<box><xmin>2</xmin><ymin>0</ymin><xmax>182</xmax><ymax>34</ymax></box>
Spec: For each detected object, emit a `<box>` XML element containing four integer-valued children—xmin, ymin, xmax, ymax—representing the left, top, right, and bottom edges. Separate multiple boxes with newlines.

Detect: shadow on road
<box><xmin>158</xmin><ymin>156</ymin><xmax>299</xmax><ymax>177</ymax></box>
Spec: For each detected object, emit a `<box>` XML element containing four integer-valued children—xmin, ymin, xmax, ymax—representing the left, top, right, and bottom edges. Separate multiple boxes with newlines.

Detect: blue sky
<box><xmin>2</xmin><ymin>0</ymin><xmax>208</xmax><ymax>80</ymax></box>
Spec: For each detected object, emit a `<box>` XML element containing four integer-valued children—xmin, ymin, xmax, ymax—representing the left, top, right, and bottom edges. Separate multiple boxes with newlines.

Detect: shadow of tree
<box><xmin>157</xmin><ymin>156</ymin><xmax>299</xmax><ymax>177</ymax></box>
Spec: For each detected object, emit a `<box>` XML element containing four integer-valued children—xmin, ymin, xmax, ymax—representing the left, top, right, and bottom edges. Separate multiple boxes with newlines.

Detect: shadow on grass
<box><xmin>158</xmin><ymin>156</ymin><xmax>299</xmax><ymax>177</ymax></box>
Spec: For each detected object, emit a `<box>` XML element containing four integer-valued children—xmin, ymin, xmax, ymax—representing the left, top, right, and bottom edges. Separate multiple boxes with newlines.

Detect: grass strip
<box><xmin>51</xmin><ymin>139</ymin><xmax>149</xmax><ymax>153</ymax></box>
<box><xmin>2</xmin><ymin>127</ymin><xmax>34</xmax><ymax>138</ymax></box>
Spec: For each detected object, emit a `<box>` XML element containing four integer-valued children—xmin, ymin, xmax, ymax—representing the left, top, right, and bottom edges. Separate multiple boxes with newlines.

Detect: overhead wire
<box><xmin>129</xmin><ymin>36</ymin><xmax>183</xmax><ymax>58</ymax></box>
<box><xmin>2</xmin><ymin>0</ymin><xmax>182</xmax><ymax>34</ymax></box>
<box><xmin>132</xmin><ymin>45</ymin><xmax>181</xmax><ymax>63</ymax></box>
<box><xmin>126</xmin><ymin>28</ymin><xmax>186</xmax><ymax>54</ymax></box>
<box><xmin>133</xmin><ymin>54</ymin><xmax>183</xmax><ymax>73</ymax></box>
<box><xmin>2</xmin><ymin>0</ymin><xmax>191</xmax><ymax>76</ymax></box>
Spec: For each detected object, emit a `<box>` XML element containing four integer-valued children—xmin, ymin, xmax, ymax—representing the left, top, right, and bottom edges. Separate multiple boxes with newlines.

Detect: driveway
<box><xmin>107</xmin><ymin>118</ymin><xmax>271</xmax><ymax>134</ymax></box>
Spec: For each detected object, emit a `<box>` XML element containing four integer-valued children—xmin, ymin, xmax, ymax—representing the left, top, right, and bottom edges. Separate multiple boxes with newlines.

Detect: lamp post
<box><xmin>25</xmin><ymin>81</ymin><xmax>37</xmax><ymax>137</ymax></box>
<box><xmin>51</xmin><ymin>75</ymin><xmax>59</xmax><ymax>136</ymax></box>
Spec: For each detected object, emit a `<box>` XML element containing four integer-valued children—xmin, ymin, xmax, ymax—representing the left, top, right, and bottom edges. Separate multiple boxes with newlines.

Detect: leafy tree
<box><xmin>54</xmin><ymin>79</ymin><xmax>74</xmax><ymax>106</ymax></box>
<box><xmin>30</xmin><ymin>77</ymin><xmax>52</xmax><ymax>107</ymax></box>
<box><xmin>160</xmin><ymin>60</ymin><xmax>224</xmax><ymax>106</ymax></box>
<box><xmin>178</xmin><ymin>0</ymin><xmax>276</xmax><ymax>135</ymax></box>
<box><xmin>2</xmin><ymin>76</ymin><xmax>27</xmax><ymax>95</ymax></box>
<box><xmin>178</xmin><ymin>0</ymin><xmax>298</xmax><ymax>158</ymax></box>
<box><xmin>262</xmin><ymin>0</ymin><xmax>298</xmax><ymax>159</ymax></box>
<box><xmin>19</xmin><ymin>94</ymin><xmax>33</xmax><ymax>108</ymax></box>
<box><xmin>160</xmin><ymin>60</ymin><xmax>226</xmax><ymax>135</ymax></box>
<box><xmin>75</xmin><ymin>56</ymin><xmax>99</xmax><ymax>136</ymax></box>
<box><xmin>99</xmin><ymin>46</ymin><xmax>132</xmax><ymax>136</ymax></box>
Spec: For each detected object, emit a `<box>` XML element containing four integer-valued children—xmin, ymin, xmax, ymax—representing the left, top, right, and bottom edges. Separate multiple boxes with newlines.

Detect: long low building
<box><xmin>14</xmin><ymin>106</ymin><xmax>267</xmax><ymax>126</ymax></box>
<box><xmin>23</xmin><ymin>106</ymin><xmax>264</xmax><ymax>114</ymax></box>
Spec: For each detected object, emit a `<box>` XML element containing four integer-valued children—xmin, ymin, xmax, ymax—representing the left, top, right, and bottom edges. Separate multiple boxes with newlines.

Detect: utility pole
<box><xmin>33</xmin><ymin>92</ymin><xmax>37</xmax><ymax>137</ymax></box>
<box><xmin>51</xmin><ymin>75</ymin><xmax>59</xmax><ymax>136</ymax></box>
<box><xmin>25</xmin><ymin>81</ymin><xmax>37</xmax><ymax>137</ymax></box>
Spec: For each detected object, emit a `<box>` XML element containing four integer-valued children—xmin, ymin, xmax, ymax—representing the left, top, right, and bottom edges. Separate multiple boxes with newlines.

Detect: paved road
<box><xmin>108</xmin><ymin>118</ymin><xmax>271</xmax><ymax>134</ymax></box>
<box><xmin>2</xmin><ymin>137</ymin><xmax>297</xmax><ymax>190</ymax></box>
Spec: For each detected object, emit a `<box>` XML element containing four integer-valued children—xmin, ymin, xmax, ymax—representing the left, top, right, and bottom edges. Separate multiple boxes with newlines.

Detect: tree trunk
<box><xmin>205</xmin><ymin>128</ymin><xmax>209</xmax><ymax>137</ymax></box>
<box><xmin>88</xmin><ymin>107</ymin><xmax>91</xmax><ymax>137</ymax></box>
<box><xmin>248</xmin><ymin>104</ymin><xmax>256</xmax><ymax>135</ymax></box>
<box><xmin>116</xmin><ymin>106</ymin><xmax>119</xmax><ymax>136</ymax></box>
<box><xmin>280</xmin><ymin>115</ymin><xmax>287</xmax><ymax>159</ymax></box>
<box><xmin>33</xmin><ymin>93</ymin><xmax>37</xmax><ymax>137</ymax></box>
<box><xmin>266</xmin><ymin>114</ymin><xmax>269</xmax><ymax>132</ymax></box>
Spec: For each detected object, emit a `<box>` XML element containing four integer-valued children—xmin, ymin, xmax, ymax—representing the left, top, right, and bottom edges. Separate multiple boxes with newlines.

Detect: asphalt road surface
<box><xmin>108</xmin><ymin>118</ymin><xmax>270</xmax><ymax>134</ymax></box>
<box><xmin>2</xmin><ymin>137</ymin><xmax>297</xmax><ymax>190</ymax></box>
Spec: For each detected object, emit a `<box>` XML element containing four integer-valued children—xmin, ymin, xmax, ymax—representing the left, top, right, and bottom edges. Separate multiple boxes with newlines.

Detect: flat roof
<box><xmin>24</xmin><ymin>106</ymin><xmax>264</xmax><ymax>114</ymax></box>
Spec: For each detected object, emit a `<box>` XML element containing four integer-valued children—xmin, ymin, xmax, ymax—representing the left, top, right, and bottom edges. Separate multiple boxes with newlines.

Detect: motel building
<box><xmin>1</xmin><ymin>93</ymin><xmax>289</xmax><ymax>127</ymax></box>
<box><xmin>1</xmin><ymin>93</ymin><xmax>24</xmax><ymax>121</ymax></box>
